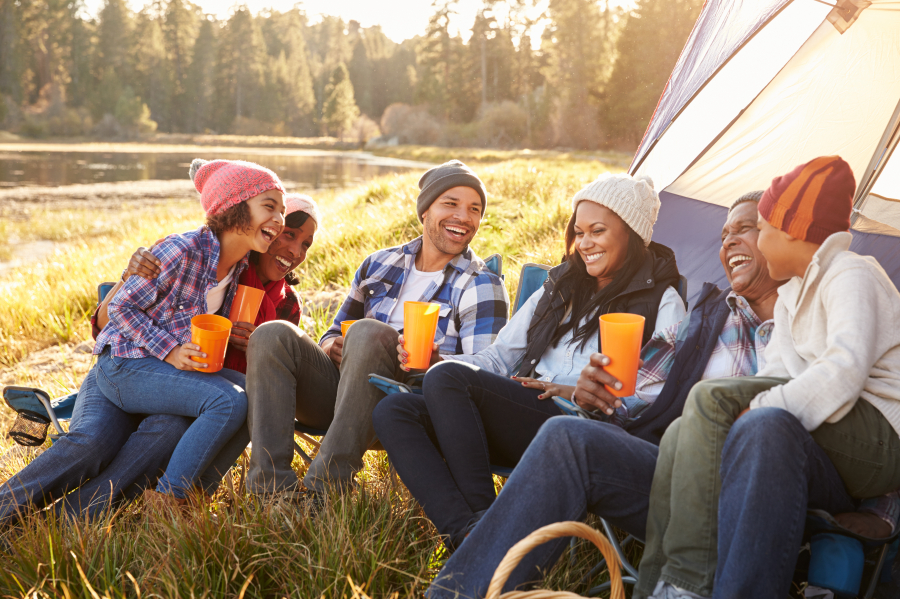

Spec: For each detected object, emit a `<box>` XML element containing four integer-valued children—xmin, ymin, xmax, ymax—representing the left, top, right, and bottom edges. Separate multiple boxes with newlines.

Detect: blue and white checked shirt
<box><xmin>320</xmin><ymin>236</ymin><xmax>509</xmax><ymax>356</ymax></box>
<box><xmin>94</xmin><ymin>226</ymin><xmax>248</xmax><ymax>360</ymax></box>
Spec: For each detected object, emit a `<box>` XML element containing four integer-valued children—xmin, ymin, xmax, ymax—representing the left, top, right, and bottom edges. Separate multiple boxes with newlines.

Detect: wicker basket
<box><xmin>486</xmin><ymin>521</ymin><xmax>625</xmax><ymax>599</ymax></box>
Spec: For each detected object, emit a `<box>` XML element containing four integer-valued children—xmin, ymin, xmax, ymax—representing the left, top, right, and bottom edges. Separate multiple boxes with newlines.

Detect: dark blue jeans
<box><xmin>714</xmin><ymin>408</ymin><xmax>858</xmax><ymax>598</ymax></box>
<box><xmin>373</xmin><ymin>360</ymin><xmax>563</xmax><ymax>549</ymax></box>
<box><xmin>426</xmin><ymin>416</ymin><xmax>658</xmax><ymax>598</ymax></box>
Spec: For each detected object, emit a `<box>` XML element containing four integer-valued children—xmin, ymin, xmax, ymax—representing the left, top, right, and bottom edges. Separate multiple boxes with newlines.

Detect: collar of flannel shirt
<box><xmin>400</xmin><ymin>236</ymin><xmax>478</xmax><ymax>276</ymax></box>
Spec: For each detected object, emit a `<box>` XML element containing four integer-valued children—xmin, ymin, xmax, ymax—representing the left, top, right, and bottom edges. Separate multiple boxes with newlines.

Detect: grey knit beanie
<box><xmin>571</xmin><ymin>173</ymin><xmax>660</xmax><ymax>246</ymax></box>
<box><xmin>416</xmin><ymin>160</ymin><xmax>487</xmax><ymax>223</ymax></box>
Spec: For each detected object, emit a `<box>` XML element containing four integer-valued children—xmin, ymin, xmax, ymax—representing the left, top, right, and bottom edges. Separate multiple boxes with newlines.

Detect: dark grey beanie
<box><xmin>416</xmin><ymin>160</ymin><xmax>487</xmax><ymax>223</ymax></box>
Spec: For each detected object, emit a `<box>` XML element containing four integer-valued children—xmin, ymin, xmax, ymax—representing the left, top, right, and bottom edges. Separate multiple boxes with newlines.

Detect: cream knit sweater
<box><xmin>751</xmin><ymin>232</ymin><xmax>900</xmax><ymax>436</ymax></box>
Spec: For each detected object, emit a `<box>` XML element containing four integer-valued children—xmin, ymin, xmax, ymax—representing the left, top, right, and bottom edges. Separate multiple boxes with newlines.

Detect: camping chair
<box><xmin>292</xmin><ymin>254</ymin><xmax>504</xmax><ymax>464</ymax></box>
<box><xmin>0</xmin><ymin>282</ymin><xmax>115</xmax><ymax>447</ymax></box>
<box><xmin>803</xmin><ymin>509</ymin><xmax>900</xmax><ymax>598</ymax></box>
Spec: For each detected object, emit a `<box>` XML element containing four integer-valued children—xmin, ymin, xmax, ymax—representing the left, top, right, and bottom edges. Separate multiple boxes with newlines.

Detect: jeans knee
<box><xmin>724</xmin><ymin>408</ymin><xmax>803</xmax><ymax>464</ymax></box>
<box><xmin>372</xmin><ymin>392</ymin><xmax>424</xmax><ymax>437</ymax></box>
<box><xmin>211</xmin><ymin>386</ymin><xmax>248</xmax><ymax>424</ymax></box>
<box><xmin>346</xmin><ymin>318</ymin><xmax>395</xmax><ymax>347</ymax></box>
<box><xmin>423</xmin><ymin>360</ymin><xmax>477</xmax><ymax>398</ymax></box>
<box><xmin>248</xmin><ymin>320</ymin><xmax>302</xmax><ymax>359</ymax></box>
<box><xmin>138</xmin><ymin>414</ymin><xmax>192</xmax><ymax>443</ymax></box>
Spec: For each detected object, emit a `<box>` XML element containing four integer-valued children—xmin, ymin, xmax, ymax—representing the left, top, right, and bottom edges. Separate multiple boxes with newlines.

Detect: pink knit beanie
<box><xmin>189</xmin><ymin>159</ymin><xmax>286</xmax><ymax>216</ymax></box>
<box><xmin>284</xmin><ymin>193</ymin><xmax>321</xmax><ymax>228</ymax></box>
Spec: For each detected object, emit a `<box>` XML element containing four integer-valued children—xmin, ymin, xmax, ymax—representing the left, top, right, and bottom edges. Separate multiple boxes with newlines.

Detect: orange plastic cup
<box><xmin>190</xmin><ymin>314</ymin><xmax>232</xmax><ymax>373</ymax></box>
<box><xmin>341</xmin><ymin>320</ymin><xmax>358</xmax><ymax>337</ymax></box>
<box><xmin>228</xmin><ymin>284</ymin><xmax>265</xmax><ymax>324</ymax></box>
<box><xmin>599</xmin><ymin>313</ymin><xmax>645</xmax><ymax>397</ymax></box>
<box><xmin>403</xmin><ymin>301</ymin><xmax>441</xmax><ymax>369</ymax></box>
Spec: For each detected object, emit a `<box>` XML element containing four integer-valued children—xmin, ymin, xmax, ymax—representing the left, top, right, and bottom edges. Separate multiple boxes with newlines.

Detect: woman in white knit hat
<box><xmin>373</xmin><ymin>172</ymin><xmax>686</xmax><ymax>551</ymax></box>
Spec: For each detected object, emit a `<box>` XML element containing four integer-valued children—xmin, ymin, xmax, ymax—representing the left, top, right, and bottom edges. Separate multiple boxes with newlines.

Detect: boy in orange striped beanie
<box><xmin>636</xmin><ymin>156</ymin><xmax>900</xmax><ymax>599</ymax></box>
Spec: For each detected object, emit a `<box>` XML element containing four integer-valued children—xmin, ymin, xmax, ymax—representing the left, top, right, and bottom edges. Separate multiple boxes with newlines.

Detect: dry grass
<box><xmin>0</xmin><ymin>151</ymin><xmax>629</xmax><ymax>598</ymax></box>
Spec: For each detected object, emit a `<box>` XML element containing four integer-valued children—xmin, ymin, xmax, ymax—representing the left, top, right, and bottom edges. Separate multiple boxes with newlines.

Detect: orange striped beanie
<box><xmin>758</xmin><ymin>156</ymin><xmax>856</xmax><ymax>244</ymax></box>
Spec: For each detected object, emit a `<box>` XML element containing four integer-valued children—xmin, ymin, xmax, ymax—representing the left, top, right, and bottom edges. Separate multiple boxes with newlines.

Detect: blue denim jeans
<box><xmin>0</xmin><ymin>366</ymin><xmax>250</xmax><ymax>521</ymax></box>
<box><xmin>427</xmin><ymin>416</ymin><xmax>658</xmax><ymax>598</ymax></box>
<box><xmin>373</xmin><ymin>360</ymin><xmax>562</xmax><ymax>549</ymax></box>
<box><xmin>95</xmin><ymin>350</ymin><xmax>248</xmax><ymax>499</ymax></box>
<box><xmin>716</xmin><ymin>408</ymin><xmax>872</xmax><ymax>598</ymax></box>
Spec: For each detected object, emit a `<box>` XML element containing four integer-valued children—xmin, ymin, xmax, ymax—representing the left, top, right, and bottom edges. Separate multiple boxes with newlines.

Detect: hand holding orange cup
<box><xmin>403</xmin><ymin>301</ymin><xmax>441</xmax><ymax>369</ymax></box>
<box><xmin>228</xmin><ymin>284</ymin><xmax>265</xmax><ymax>324</ymax></box>
<box><xmin>190</xmin><ymin>314</ymin><xmax>232</xmax><ymax>373</ymax></box>
<box><xmin>598</xmin><ymin>313</ymin><xmax>645</xmax><ymax>397</ymax></box>
<box><xmin>341</xmin><ymin>320</ymin><xmax>358</xmax><ymax>337</ymax></box>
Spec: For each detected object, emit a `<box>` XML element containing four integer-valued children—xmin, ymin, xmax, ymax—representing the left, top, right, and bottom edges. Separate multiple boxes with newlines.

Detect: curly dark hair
<box><xmin>206</xmin><ymin>202</ymin><xmax>253</xmax><ymax>237</ymax></box>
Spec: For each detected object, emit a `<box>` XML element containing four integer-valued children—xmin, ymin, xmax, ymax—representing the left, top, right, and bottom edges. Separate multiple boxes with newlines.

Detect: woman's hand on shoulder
<box><xmin>124</xmin><ymin>247</ymin><xmax>162</xmax><ymax>281</ymax></box>
<box><xmin>164</xmin><ymin>343</ymin><xmax>207</xmax><ymax>371</ymax></box>
<box><xmin>512</xmin><ymin>376</ymin><xmax>574</xmax><ymax>400</ymax></box>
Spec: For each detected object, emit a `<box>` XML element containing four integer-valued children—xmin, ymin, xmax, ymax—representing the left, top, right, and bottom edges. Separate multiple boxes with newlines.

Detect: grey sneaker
<box><xmin>649</xmin><ymin>581</ymin><xmax>710</xmax><ymax>599</ymax></box>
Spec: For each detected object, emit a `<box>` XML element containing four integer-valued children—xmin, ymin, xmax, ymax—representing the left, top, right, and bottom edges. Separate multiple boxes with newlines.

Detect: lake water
<box><xmin>0</xmin><ymin>149</ymin><xmax>421</xmax><ymax>189</ymax></box>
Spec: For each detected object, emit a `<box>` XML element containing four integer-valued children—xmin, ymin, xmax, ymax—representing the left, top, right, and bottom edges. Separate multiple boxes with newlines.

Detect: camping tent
<box><xmin>632</xmin><ymin>0</ymin><xmax>900</xmax><ymax>305</ymax></box>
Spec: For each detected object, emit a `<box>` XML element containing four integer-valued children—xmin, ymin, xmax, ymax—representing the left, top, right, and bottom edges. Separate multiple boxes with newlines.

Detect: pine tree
<box><xmin>541</xmin><ymin>0</ymin><xmax>622</xmax><ymax>149</ymax></box>
<box><xmin>261</xmin><ymin>9</ymin><xmax>316</xmax><ymax>135</ymax></box>
<box><xmin>600</xmin><ymin>0</ymin><xmax>703</xmax><ymax>148</ymax></box>
<box><xmin>213</xmin><ymin>7</ymin><xmax>266</xmax><ymax>131</ymax></box>
<box><xmin>322</xmin><ymin>62</ymin><xmax>359</xmax><ymax>140</ymax></box>
<box><xmin>131</xmin><ymin>9</ymin><xmax>171</xmax><ymax>129</ymax></box>
<box><xmin>184</xmin><ymin>17</ymin><xmax>216</xmax><ymax>132</ymax></box>
<box><xmin>0</xmin><ymin>0</ymin><xmax>25</xmax><ymax>103</ymax></box>
<box><xmin>95</xmin><ymin>0</ymin><xmax>133</xmax><ymax>117</ymax></box>
<box><xmin>163</xmin><ymin>0</ymin><xmax>200</xmax><ymax>131</ymax></box>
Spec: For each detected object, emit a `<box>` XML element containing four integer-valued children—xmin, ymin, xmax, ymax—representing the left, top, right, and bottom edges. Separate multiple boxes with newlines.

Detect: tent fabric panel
<box><xmin>632</xmin><ymin>0</ymin><xmax>829</xmax><ymax>192</ymax></box>
<box><xmin>654</xmin><ymin>193</ymin><xmax>900</xmax><ymax>311</ymax></box>
<box><xmin>852</xmin><ymin>211</ymin><xmax>900</xmax><ymax>238</ymax></box>
<box><xmin>632</xmin><ymin>0</ymin><xmax>796</xmax><ymax>171</ymax></box>
<box><xmin>667</xmin><ymin>8</ymin><xmax>900</xmax><ymax>214</ymax></box>
<box><xmin>848</xmin><ymin>229</ymin><xmax>900</xmax><ymax>292</ymax></box>
<box><xmin>869</xmin><ymin>145</ymin><xmax>900</xmax><ymax>203</ymax></box>
<box><xmin>653</xmin><ymin>192</ymin><xmax>730</xmax><ymax>307</ymax></box>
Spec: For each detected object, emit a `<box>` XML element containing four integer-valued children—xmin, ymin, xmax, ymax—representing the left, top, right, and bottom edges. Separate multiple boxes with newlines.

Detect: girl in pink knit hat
<box><xmin>86</xmin><ymin>158</ymin><xmax>288</xmax><ymax>511</ymax></box>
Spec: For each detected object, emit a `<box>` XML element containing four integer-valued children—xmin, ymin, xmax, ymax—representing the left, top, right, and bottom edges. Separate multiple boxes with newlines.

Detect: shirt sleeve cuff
<box><xmin>148</xmin><ymin>334</ymin><xmax>181</xmax><ymax>362</ymax></box>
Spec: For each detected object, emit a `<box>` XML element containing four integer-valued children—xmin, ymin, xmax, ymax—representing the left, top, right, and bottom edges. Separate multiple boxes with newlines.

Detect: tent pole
<box><xmin>852</xmin><ymin>96</ymin><xmax>900</xmax><ymax>225</ymax></box>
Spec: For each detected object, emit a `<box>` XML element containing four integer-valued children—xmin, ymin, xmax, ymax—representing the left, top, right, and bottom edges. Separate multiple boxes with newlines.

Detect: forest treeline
<box><xmin>0</xmin><ymin>0</ymin><xmax>702</xmax><ymax>150</ymax></box>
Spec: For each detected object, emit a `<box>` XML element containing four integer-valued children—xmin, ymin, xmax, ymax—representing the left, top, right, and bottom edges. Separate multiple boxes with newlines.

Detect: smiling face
<box><xmin>421</xmin><ymin>186</ymin><xmax>484</xmax><ymax>257</ymax></box>
<box><xmin>719</xmin><ymin>200</ymin><xmax>779</xmax><ymax>297</ymax></box>
<box><xmin>571</xmin><ymin>201</ymin><xmax>630</xmax><ymax>284</ymax></box>
<box><xmin>256</xmin><ymin>216</ymin><xmax>317</xmax><ymax>285</ymax></box>
<box><xmin>243</xmin><ymin>189</ymin><xmax>286</xmax><ymax>253</ymax></box>
<box><xmin>756</xmin><ymin>213</ymin><xmax>797</xmax><ymax>281</ymax></box>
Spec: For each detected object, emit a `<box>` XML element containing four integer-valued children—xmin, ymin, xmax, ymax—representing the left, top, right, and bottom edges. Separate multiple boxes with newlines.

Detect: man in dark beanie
<box><xmin>244</xmin><ymin>160</ymin><xmax>508</xmax><ymax>512</ymax></box>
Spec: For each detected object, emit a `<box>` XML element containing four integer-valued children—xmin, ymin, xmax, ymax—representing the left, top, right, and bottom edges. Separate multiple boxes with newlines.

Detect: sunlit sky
<box><xmin>82</xmin><ymin>0</ymin><xmax>552</xmax><ymax>44</ymax></box>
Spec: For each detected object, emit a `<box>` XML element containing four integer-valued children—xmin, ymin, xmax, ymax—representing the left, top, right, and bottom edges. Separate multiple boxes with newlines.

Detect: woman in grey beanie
<box><xmin>374</xmin><ymin>171</ymin><xmax>686</xmax><ymax>552</ymax></box>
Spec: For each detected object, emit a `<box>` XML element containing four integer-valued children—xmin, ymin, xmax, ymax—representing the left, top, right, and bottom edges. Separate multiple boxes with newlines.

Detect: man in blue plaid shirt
<box><xmin>244</xmin><ymin>160</ymin><xmax>509</xmax><ymax>506</ymax></box>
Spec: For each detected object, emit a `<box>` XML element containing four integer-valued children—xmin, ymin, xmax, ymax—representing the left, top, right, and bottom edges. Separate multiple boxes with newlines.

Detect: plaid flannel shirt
<box><xmin>628</xmin><ymin>292</ymin><xmax>774</xmax><ymax>416</ymax></box>
<box><xmin>320</xmin><ymin>236</ymin><xmax>509</xmax><ymax>355</ymax></box>
<box><xmin>94</xmin><ymin>226</ymin><xmax>247</xmax><ymax>360</ymax></box>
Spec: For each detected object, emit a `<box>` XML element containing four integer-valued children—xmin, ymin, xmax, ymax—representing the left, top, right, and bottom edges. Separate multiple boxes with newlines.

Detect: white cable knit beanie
<box><xmin>571</xmin><ymin>173</ymin><xmax>660</xmax><ymax>246</ymax></box>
